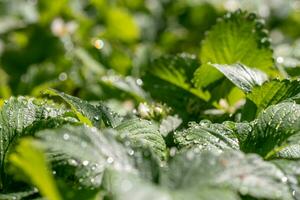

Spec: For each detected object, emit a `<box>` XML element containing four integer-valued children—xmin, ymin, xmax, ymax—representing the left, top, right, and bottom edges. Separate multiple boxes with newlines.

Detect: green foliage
<box><xmin>193</xmin><ymin>11</ymin><xmax>275</xmax><ymax>88</ymax></box>
<box><xmin>0</xmin><ymin>96</ymin><xmax>69</xmax><ymax>189</ymax></box>
<box><xmin>213</xmin><ymin>63</ymin><xmax>268</xmax><ymax>93</ymax></box>
<box><xmin>115</xmin><ymin>118</ymin><xmax>167</xmax><ymax>160</ymax></box>
<box><xmin>240</xmin><ymin>102</ymin><xmax>300</xmax><ymax>159</ymax></box>
<box><xmin>10</xmin><ymin>138</ymin><xmax>62</xmax><ymax>200</ymax></box>
<box><xmin>2</xmin><ymin>1</ymin><xmax>300</xmax><ymax>199</ymax></box>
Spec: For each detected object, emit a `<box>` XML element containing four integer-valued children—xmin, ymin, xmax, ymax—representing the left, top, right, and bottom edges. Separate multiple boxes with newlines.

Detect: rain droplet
<box><xmin>63</xmin><ymin>133</ymin><xmax>70</xmax><ymax>140</ymax></box>
<box><xmin>58</xmin><ymin>72</ymin><xmax>68</xmax><ymax>81</ymax></box>
<box><xmin>276</xmin><ymin>57</ymin><xmax>284</xmax><ymax>64</ymax></box>
<box><xmin>93</xmin><ymin>39</ymin><xmax>104</xmax><ymax>49</ymax></box>
<box><xmin>128</xmin><ymin>149</ymin><xmax>134</xmax><ymax>156</ymax></box>
<box><xmin>107</xmin><ymin>157</ymin><xmax>114</xmax><ymax>164</ymax></box>
<box><xmin>136</xmin><ymin>79</ymin><xmax>143</xmax><ymax>86</ymax></box>
<box><xmin>281</xmin><ymin>176</ymin><xmax>288</xmax><ymax>183</ymax></box>
<box><xmin>82</xmin><ymin>160</ymin><xmax>89</xmax><ymax>166</ymax></box>
<box><xmin>68</xmin><ymin>159</ymin><xmax>78</xmax><ymax>166</ymax></box>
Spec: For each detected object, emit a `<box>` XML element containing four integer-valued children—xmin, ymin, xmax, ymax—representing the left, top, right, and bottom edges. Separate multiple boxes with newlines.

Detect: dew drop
<box><xmin>107</xmin><ymin>157</ymin><xmax>114</xmax><ymax>164</ymax></box>
<box><xmin>68</xmin><ymin>159</ymin><xmax>78</xmax><ymax>166</ymax></box>
<box><xmin>58</xmin><ymin>72</ymin><xmax>68</xmax><ymax>81</ymax></box>
<box><xmin>128</xmin><ymin>149</ymin><xmax>134</xmax><ymax>156</ymax></box>
<box><xmin>276</xmin><ymin>57</ymin><xmax>284</xmax><ymax>64</ymax></box>
<box><xmin>82</xmin><ymin>160</ymin><xmax>89</xmax><ymax>166</ymax></box>
<box><xmin>63</xmin><ymin>133</ymin><xmax>70</xmax><ymax>140</ymax></box>
<box><xmin>93</xmin><ymin>39</ymin><xmax>104</xmax><ymax>49</ymax></box>
<box><xmin>281</xmin><ymin>176</ymin><xmax>288</xmax><ymax>183</ymax></box>
<box><xmin>136</xmin><ymin>78</ymin><xmax>143</xmax><ymax>86</ymax></box>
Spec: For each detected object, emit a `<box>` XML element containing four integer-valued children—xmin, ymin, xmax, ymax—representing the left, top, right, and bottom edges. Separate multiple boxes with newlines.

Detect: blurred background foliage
<box><xmin>1</xmin><ymin>0</ymin><xmax>300</xmax><ymax>120</ymax></box>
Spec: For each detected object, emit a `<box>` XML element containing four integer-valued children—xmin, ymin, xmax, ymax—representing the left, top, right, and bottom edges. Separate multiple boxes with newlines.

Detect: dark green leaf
<box><xmin>243</xmin><ymin>79</ymin><xmax>300</xmax><ymax>119</ymax></box>
<box><xmin>115</xmin><ymin>118</ymin><xmax>167</xmax><ymax>161</ymax></box>
<box><xmin>240</xmin><ymin>102</ymin><xmax>300</xmax><ymax>159</ymax></box>
<box><xmin>150</xmin><ymin>54</ymin><xmax>210</xmax><ymax>101</ymax></box>
<box><xmin>174</xmin><ymin>120</ymin><xmax>239</xmax><ymax>152</ymax></box>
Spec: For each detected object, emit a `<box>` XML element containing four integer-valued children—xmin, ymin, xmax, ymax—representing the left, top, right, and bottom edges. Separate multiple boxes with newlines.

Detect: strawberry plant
<box><xmin>1</xmin><ymin>1</ymin><xmax>300</xmax><ymax>200</ymax></box>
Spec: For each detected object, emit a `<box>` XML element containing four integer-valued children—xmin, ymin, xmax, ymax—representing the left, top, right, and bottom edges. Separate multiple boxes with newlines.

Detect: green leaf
<box><xmin>103</xmin><ymin>169</ymin><xmax>240</xmax><ymax>200</ymax></box>
<box><xmin>103</xmin><ymin>169</ymin><xmax>171</xmax><ymax>200</ymax></box>
<box><xmin>272</xmin><ymin>133</ymin><xmax>300</xmax><ymax>159</ymax></box>
<box><xmin>272</xmin><ymin>159</ymin><xmax>300</xmax><ymax>199</ymax></box>
<box><xmin>44</xmin><ymin>89</ymin><xmax>122</xmax><ymax>128</ymax></box>
<box><xmin>243</xmin><ymin>79</ymin><xmax>300</xmax><ymax>119</ymax></box>
<box><xmin>35</xmin><ymin>125</ymin><xmax>135</xmax><ymax>188</ymax></box>
<box><xmin>105</xmin><ymin>7</ymin><xmax>140</xmax><ymax>42</ymax></box>
<box><xmin>193</xmin><ymin>11</ymin><xmax>275</xmax><ymax>88</ymax></box>
<box><xmin>174</xmin><ymin>120</ymin><xmax>239</xmax><ymax>152</ymax></box>
<box><xmin>150</xmin><ymin>54</ymin><xmax>210</xmax><ymax>101</ymax></box>
<box><xmin>0</xmin><ymin>189</ymin><xmax>39</xmax><ymax>200</ymax></box>
<box><xmin>0</xmin><ymin>97</ymin><xmax>67</xmax><ymax>189</ymax></box>
<box><xmin>100</xmin><ymin>73</ymin><xmax>148</xmax><ymax>102</ymax></box>
<box><xmin>212</xmin><ymin>63</ymin><xmax>268</xmax><ymax>92</ymax></box>
<box><xmin>240</xmin><ymin>102</ymin><xmax>300</xmax><ymax>158</ymax></box>
<box><xmin>10</xmin><ymin>138</ymin><xmax>62</xmax><ymax>200</ymax></box>
<box><xmin>162</xmin><ymin>150</ymin><xmax>293</xmax><ymax>199</ymax></box>
<box><xmin>115</xmin><ymin>118</ymin><xmax>167</xmax><ymax>160</ymax></box>
<box><xmin>159</xmin><ymin>115</ymin><xmax>182</xmax><ymax>137</ymax></box>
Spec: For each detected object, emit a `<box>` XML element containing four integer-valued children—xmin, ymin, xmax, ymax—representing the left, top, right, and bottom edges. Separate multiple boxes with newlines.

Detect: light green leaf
<box><xmin>193</xmin><ymin>11</ymin><xmax>275</xmax><ymax>88</ymax></box>
<box><xmin>105</xmin><ymin>7</ymin><xmax>140</xmax><ymax>42</ymax></box>
<box><xmin>240</xmin><ymin>102</ymin><xmax>300</xmax><ymax>158</ymax></box>
<box><xmin>10</xmin><ymin>138</ymin><xmax>62</xmax><ymax>200</ymax></box>
<box><xmin>213</xmin><ymin>63</ymin><xmax>268</xmax><ymax>92</ymax></box>
<box><xmin>174</xmin><ymin>120</ymin><xmax>239</xmax><ymax>152</ymax></box>
<box><xmin>162</xmin><ymin>150</ymin><xmax>293</xmax><ymax>199</ymax></box>
<box><xmin>115</xmin><ymin>118</ymin><xmax>167</xmax><ymax>160</ymax></box>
